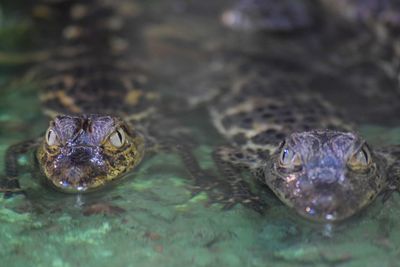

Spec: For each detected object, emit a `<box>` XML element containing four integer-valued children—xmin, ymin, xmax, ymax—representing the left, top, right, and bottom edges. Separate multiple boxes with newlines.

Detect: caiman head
<box><xmin>37</xmin><ymin>114</ymin><xmax>145</xmax><ymax>193</ymax></box>
<box><xmin>265</xmin><ymin>130</ymin><xmax>386</xmax><ymax>222</ymax></box>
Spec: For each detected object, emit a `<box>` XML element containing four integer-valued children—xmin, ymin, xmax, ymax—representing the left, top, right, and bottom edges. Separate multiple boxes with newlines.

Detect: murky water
<box><xmin>1</xmin><ymin>1</ymin><xmax>400</xmax><ymax>267</ymax></box>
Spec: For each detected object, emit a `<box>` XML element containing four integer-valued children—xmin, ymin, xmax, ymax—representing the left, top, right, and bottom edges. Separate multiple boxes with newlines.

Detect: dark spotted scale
<box><xmin>38</xmin><ymin>0</ymin><xmax>159</xmax><ymax>122</ymax></box>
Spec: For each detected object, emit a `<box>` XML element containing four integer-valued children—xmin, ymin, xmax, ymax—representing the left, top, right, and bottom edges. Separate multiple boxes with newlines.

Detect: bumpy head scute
<box><xmin>37</xmin><ymin>114</ymin><xmax>145</xmax><ymax>192</ymax></box>
<box><xmin>265</xmin><ymin>130</ymin><xmax>385</xmax><ymax>222</ymax></box>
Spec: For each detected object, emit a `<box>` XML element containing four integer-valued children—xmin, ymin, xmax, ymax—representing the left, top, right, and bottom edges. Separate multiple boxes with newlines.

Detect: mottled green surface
<box><xmin>1</xmin><ymin>2</ymin><xmax>400</xmax><ymax>267</ymax></box>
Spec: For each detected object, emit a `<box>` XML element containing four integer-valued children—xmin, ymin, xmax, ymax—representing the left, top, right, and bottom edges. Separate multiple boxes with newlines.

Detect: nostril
<box><xmin>310</xmin><ymin>169</ymin><xmax>339</xmax><ymax>185</ymax></box>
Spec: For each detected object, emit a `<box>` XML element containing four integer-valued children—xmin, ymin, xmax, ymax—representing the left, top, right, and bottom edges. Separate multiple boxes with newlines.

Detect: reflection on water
<box><xmin>0</xmin><ymin>0</ymin><xmax>400</xmax><ymax>266</ymax></box>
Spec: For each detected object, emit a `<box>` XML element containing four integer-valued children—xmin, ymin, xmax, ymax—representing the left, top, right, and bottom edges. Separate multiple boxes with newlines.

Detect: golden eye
<box><xmin>45</xmin><ymin>128</ymin><xmax>59</xmax><ymax>146</ymax></box>
<box><xmin>279</xmin><ymin>147</ymin><xmax>302</xmax><ymax>167</ymax></box>
<box><xmin>109</xmin><ymin>128</ymin><xmax>126</xmax><ymax>148</ymax></box>
<box><xmin>348</xmin><ymin>146</ymin><xmax>371</xmax><ymax>170</ymax></box>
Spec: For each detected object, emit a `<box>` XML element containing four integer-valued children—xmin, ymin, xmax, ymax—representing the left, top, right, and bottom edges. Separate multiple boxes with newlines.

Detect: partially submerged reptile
<box><xmin>210</xmin><ymin>70</ymin><xmax>400</xmax><ymax>222</ymax></box>
<box><xmin>175</xmin><ymin>0</ymin><xmax>400</xmax><ymax>222</ymax></box>
<box><xmin>0</xmin><ymin>0</ymin><xmax>202</xmax><ymax>195</ymax></box>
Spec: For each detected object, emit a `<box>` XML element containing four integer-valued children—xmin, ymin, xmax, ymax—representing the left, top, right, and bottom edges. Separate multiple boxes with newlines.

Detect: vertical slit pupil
<box><xmin>362</xmin><ymin>148</ymin><xmax>368</xmax><ymax>163</ymax></box>
<box><xmin>282</xmin><ymin>149</ymin><xmax>288</xmax><ymax>161</ymax></box>
<box><xmin>47</xmin><ymin>130</ymin><xmax>53</xmax><ymax>142</ymax></box>
<box><xmin>117</xmin><ymin>130</ymin><xmax>123</xmax><ymax>142</ymax></box>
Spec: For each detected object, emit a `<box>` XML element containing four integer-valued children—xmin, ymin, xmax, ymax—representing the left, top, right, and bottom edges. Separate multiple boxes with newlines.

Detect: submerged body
<box><xmin>35</xmin><ymin>0</ymin><xmax>153</xmax><ymax>192</ymax></box>
<box><xmin>209</xmin><ymin>63</ymin><xmax>399</xmax><ymax>222</ymax></box>
<box><xmin>203</xmin><ymin>0</ymin><xmax>400</xmax><ymax>222</ymax></box>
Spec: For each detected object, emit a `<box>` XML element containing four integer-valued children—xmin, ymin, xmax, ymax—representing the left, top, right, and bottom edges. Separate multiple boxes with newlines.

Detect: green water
<box><xmin>1</xmin><ymin>1</ymin><xmax>400</xmax><ymax>267</ymax></box>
